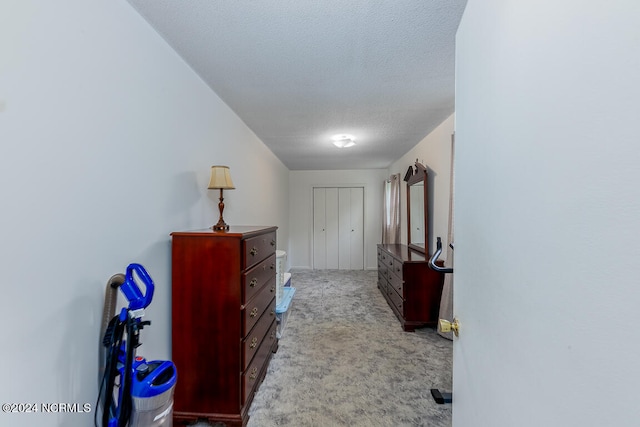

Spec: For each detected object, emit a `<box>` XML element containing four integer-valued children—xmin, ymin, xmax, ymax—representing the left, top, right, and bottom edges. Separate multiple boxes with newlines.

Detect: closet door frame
<box><xmin>348</xmin><ymin>187</ymin><xmax>364</xmax><ymax>270</ymax></box>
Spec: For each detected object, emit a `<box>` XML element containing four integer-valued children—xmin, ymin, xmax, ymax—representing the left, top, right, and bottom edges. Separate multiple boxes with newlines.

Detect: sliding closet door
<box><xmin>313</xmin><ymin>188</ymin><xmax>327</xmax><ymax>269</ymax></box>
<box><xmin>338</xmin><ymin>187</ymin><xmax>364</xmax><ymax>270</ymax></box>
<box><xmin>313</xmin><ymin>186</ymin><xmax>363</xmax><ymax>270</ymax></box>
<box><xmin>313</xmin><ymin>188</ymin><xmax>340</xmax><ymax>269</ymax></box>
<box><xmin>325</xmin><ymin>188</ymin><xmax>339</xmax><ymax>268</ymax></box>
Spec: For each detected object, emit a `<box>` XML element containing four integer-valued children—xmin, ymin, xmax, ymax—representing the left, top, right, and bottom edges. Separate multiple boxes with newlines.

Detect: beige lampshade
<box><xmin>208</xmin><ymin>165</ymin><xmax>235</xmax><ymax>190</ymax></box>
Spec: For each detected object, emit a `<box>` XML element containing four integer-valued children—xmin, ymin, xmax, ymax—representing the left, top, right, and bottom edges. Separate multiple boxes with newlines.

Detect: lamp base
<box><xmin>212</xmin><ymin>189</ymin><xmax>230</xmax><ymax>231</ymax></box>
<box><xmin>212</xmin><ymin>219</ymin><xmax>229</xmax><ymax>231</ymax></box>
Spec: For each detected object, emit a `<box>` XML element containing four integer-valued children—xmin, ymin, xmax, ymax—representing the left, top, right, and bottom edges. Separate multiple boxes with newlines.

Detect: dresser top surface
<box><xmin>171</xmin><ymin>225</ymin><xmax>277</xmax><ymax>238</ymax></box>
<box><xmin>378</xmin><ymin>243</ymin><xmax>428</xmax><ymax>262</ymax></box>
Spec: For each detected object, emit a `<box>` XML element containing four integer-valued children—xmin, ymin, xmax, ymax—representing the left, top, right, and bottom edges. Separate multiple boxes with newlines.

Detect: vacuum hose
<box><xmin>99</xmin><ymin>274</ymin><xmax>125</xmax><ymax>382</ymax></box>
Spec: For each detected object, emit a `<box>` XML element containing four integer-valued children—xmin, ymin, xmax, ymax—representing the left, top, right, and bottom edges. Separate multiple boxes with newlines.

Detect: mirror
<box><xmin>406</xmin><ymin>161</ymin><xmax>428</xmax><ymax>254</ymax></box>
<box><xmin>409</xmin><ymin>183</ymin><xmax>425</xmax><ymax>249</ymax></box>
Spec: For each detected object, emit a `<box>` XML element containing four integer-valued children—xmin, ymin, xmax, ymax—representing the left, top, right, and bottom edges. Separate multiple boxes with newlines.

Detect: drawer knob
<box><xmin>250</xmin><ymin>307</ymin><xmax>259</xmax><ymax>318</ymax></box>
<box><xmin>270</xmin><ymin>239</ymin><xmax>276</xmax><ymax>246</ymax></box>
<box><xmin>250</xmin><ymin>278</ymin><xmax>258</xmax><ymax>288</ymax></box>
<box><xmin>270</xmin><ymin>263</ymin><xmax>275</xmax><ymax>270</ymax></box>
<box><xmin>270</xmin><ymin>286</ymin><xmax>275</xmax><ymax>293</ymax></box>
<box><xmin>249</xmin><ymin>367</ymin><xmax>258</xmax><ymax>380</ymax></box>
<box><xmin>250</xmin><ymin>247</ymin><xmax>258</xmax><ymax>256</ymax></box>
<box><xmin>250</xmin><ymin>337</ymin><xmax>258</xmax><ymax>349</ymax></box>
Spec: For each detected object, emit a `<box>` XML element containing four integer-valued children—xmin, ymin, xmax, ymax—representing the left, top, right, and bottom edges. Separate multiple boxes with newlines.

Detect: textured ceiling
<box><xmin>127</xmin><ymin>0</ymin><xmax>467</xmax><ymax>170</ymax></box>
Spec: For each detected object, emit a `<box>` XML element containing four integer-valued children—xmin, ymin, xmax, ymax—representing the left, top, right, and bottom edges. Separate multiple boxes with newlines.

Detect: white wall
<box><xmin>454</xmin><ymin>1</ymin><xmax>640</xmax><ymax>426</ymax></box>
<box><xmin>389</xmin><ymin>114</ymin><xmax>454</xmax><ymax>258</ymax></box>
<box><xmin>0</xmin><ymin>1</ymin><xmax>288</xmax><ymax>426</ymax></box>
<box><xmin>289</xmin><ymin>169</ymin><xmax>389</xmax><ymax>269</ymax></box>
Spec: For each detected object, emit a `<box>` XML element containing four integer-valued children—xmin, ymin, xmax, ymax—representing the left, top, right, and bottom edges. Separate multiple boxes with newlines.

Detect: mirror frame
<box><xmin>405</xmin><ymin>161</ymin><xmax>429</xmax><ymax>254</ymax></box>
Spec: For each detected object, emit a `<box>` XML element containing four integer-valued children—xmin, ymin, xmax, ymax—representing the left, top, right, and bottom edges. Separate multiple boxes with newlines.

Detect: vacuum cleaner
<box><xmin>97</xmin><ymin>263</ymin><xmax>177</xmax><ymax>427</ymax></box>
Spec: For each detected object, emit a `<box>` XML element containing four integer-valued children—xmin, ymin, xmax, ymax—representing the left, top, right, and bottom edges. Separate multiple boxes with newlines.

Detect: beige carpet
<box><xmin>244</xmin><ymin>269</ymin><xmax>453</xmax><ymax>427</ymax></box>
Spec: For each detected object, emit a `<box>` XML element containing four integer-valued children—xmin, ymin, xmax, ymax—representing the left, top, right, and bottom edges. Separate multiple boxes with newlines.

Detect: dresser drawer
<box><xmin>377</xmin><ymin>270</ymin><xmax>386</xmax><ymax>286</ymax></box>
<box><xmin>243</xmin><ymin>231</ymin><xmax>277</xmax><ymax>269</ymax></box>
<box><xmin>242</xmin><ymin>253</ymin><xmax>276</xmax><ymax>303</ymax></box>
<box><xmin>377</xmin><ymin>272</ymin><xmax>387</xmax><ymax>293</ymax></box>
<box><xmin>242</xmin><ymin>315</ymin><xmax>277</xmax><ymax>372</ymax></box>
<box><xmin>242</xmin><ymin>319</ymin><xmax>277</xmax><ymax>405</ymax></box>
<box><xmin>242</xmin><ymin>281</ymin><xmax>276</xmax><ymax>337</ymax></box>
<box><xmin>385</xmin><ymin>253</ymin><xmax>401</xmax><ymax>272</ymax></box>
<box><xmin>377</xmin><ymin>260</ymin><xmax>387</xmax><ymax>277</ymax></box>
<box><xmin>378</xmin><ymin>249</ymin><xmax>392</xmax><ymax>269</ymax></box>
<box><xmin>389</xmin><ymin>260</ymin><xmax>403</xmax><ymax>279</ymax></box>
<box><xmin>388</xmin><ymin>270</ymin><xmax>403</xmax><ymax>296</ymax></box>
<box><xmin>387</xmin><ymin>286</ymin><xmax>404</xmax><ymax>314</ymax></box>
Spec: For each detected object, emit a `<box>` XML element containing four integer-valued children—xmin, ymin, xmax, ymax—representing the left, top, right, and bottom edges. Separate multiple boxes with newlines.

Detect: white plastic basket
<box><xmin>275</xmin><ymin>250</ymin><xmax>286</xmax><ymax>305</ymax></box>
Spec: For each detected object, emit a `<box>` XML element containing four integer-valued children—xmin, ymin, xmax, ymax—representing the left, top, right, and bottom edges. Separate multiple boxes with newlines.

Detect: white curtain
<box><xmin>438</xmin><ymin>134</ymin><xmax>455</xmax><ymax>340</ymax></box>
<box><xmin>382</xmin><ymin>174</ymin><xmax>401</xmax><ymax>244</ymax></box>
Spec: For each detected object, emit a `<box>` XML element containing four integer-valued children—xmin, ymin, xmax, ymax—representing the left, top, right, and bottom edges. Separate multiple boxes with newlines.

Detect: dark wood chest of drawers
<box><xmin>377</xmin><ymin>243</ymin><xmax>444</xmax><ymax>331</ymax></box>
<box><xmin>171</xmin><ymin>226</ymin><xmax>278</xmax><ymax>426</ymax></box>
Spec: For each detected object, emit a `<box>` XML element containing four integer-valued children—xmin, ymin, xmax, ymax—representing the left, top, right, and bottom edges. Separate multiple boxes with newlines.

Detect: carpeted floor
<box><xmin>244</xmin><ymin>269</ymin><xmax>453</xmax><ymax>427</ymax></box>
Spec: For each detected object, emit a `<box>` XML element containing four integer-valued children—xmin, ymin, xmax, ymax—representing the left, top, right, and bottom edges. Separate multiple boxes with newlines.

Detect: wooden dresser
<box><xmin>171</xmin><ymin>226</ymin><xmax>278</xmax><ymax>426</ymax></box>
<box><xmin>377</xmin><ymin>243</ymin><xmax>444</xmax><ymax>331</ymax></box>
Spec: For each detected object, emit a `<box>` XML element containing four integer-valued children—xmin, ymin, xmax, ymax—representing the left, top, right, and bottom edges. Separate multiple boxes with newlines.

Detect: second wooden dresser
<box><xmin>171</xmin><ymin>226</ymin><xmax>278</xmax><ymax>426</ymax></box>
<box><xmin>377</xmin><ymin>243</ymin><xmax>444</xmax><ymax>331</ymax></box>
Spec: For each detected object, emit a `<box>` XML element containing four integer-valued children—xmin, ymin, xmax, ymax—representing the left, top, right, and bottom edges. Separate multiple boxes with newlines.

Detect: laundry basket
<box><xmin>275</xmin><ymin>250</ymin><xmax>286</xmax><ymax>305</ymax></box>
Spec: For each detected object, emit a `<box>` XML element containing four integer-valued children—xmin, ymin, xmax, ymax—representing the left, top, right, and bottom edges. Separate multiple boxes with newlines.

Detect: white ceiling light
<box><xmin>331</xmin><ymin>134</ymin><xmax>356</xmax><ymax>148</ymax></box>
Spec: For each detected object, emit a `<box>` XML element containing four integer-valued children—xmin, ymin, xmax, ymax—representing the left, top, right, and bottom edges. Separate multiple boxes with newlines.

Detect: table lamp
<box><xmin>208</xmin><ymin>165</ymin><xmax>235</xmax><ymax>230</ymax></box>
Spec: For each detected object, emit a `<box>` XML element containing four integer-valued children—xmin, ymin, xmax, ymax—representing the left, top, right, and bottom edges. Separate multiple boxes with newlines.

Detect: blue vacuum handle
<box><xmin>119</xmin><ymin>263</ymin><xmax>155</xmax><ymax>310</ymax></box>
